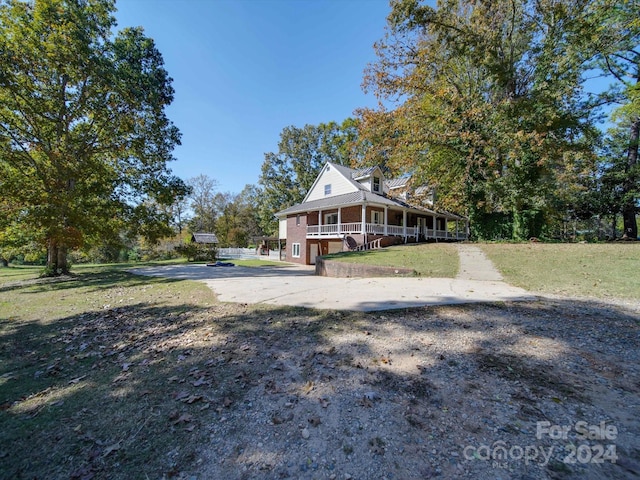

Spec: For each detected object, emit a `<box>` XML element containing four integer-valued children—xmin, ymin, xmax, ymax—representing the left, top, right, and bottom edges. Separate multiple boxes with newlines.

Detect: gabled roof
<box><xmin>191</xmin><ymin>233</ymin><xmax>219</xmax><ymax>244</ymax></box>
<box><xmin>277</xmin><ymin>162</ymin><xmax>467</xmax><ymax>220</ymax></box>
<box><xmin>327</xmin><ymin>162</ymin><xmax>367</xmax><ymax>191</ymax></box>
<box><xmin>301</xmin><ymin>162</ymin><xmax>362</xmax><ymax>202</ymax></box>
<box><xmin>276</xmin><ymin>190</ymin><xmax>452</xmax><ymax>218</ymax></box>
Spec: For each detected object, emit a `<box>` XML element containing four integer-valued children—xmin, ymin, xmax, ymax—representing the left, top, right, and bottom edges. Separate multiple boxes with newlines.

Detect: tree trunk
<box><xmin>0</xmin><ymin>258</ymin><xmax>8</xmax><ymax>267</ymax></box>
<box><xmin>58</xmin><ymin>245</ymin><xmax>69</xmax><ymax>274</ymax></box>
<box><xmin>46</xmin><ymin>239</ymin><xmax>69</xmax><ymax>275</ymax></box>
<box><xmin>622</xmin><ymin>115</ymin><xmax>639</xmax><ymax>240</ymax></box>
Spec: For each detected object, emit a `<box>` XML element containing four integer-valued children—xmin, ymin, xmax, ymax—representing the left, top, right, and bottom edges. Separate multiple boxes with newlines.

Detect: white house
<box><xmin>276</xmin><ymin>162</ymin><xmax>468</xmax><ymax>265</ymax></box>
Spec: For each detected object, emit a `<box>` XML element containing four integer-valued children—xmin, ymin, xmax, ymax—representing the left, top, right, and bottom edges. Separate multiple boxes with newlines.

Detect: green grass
<box><xmin>323</xmin><ymin>243</ymin><xmax>459</xmax><ymax>277</ymax></box>
<box><xmin>480</xmin><ymin>243</ymin><xmax>640</xmax><ymax>299</ymax></box>
<box><xmin>0</xmin><ymin>258</ymin><xmax>189</xmax><ymax>283</ymax></box>
<box><xmin>0</xmin><ymin>265</ymin><xmax>43</xmax><ymax>282</ymax></box>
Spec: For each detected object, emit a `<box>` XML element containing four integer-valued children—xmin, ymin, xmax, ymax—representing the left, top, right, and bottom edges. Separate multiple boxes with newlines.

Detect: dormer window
<box><xmin>324</xmin><ymin>184</ymin><xmax>331</xmax><ymax>196</ymax></box>
<box><xmin>373</xmin><ymin>176</ymin><xmax>381</xmax><ymax>193</ymax></box>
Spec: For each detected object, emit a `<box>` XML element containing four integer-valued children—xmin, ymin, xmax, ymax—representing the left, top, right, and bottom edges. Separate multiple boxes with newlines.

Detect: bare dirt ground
<box><xmin>2</xmin><ymin>273</ymin><xmax>639</xmax><ymax>479</ymax></box>
<box><xmin>184</xmin><ymin>297</ymin><xmax>640</xmax><ymax>480</ymax></box>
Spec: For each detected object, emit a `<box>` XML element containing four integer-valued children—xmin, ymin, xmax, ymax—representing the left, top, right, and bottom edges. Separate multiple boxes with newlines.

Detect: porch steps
<box><xmin>353</xmin><ymin>238</ymin><xmax>383</xmax><ymax>251</ymax></box>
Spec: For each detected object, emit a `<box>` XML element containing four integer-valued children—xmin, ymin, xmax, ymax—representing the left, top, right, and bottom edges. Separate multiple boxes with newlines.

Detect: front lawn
<box><xmin>480</xmin><ymin>243</ymin><xmax>640</xmax><ymax>299</ymax></box>
<box><xmin>323</xmin><ymin>243</ymin><xmax>459</xmax><ymax>277</ymax></box>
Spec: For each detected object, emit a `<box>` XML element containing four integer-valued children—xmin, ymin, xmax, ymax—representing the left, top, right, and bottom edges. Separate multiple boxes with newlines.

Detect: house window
<box><xmin>292</xmin><ymin>243</ymin><xmax>301</xmax><ymax>258</ymax></box>
<box><xmin>372</xmin><ymin>211</ymin><xmax>382</xmax><ymax>224</ymax></box>
<box><xmin>325</xmin><ymin>213</ymin><xmax>338</xmax><ymax>224</ymax></box>
<box><xmin>324</xmin><ymin>184</ymin><xmax>332</xmax><ymax>195</ymax></box>
<box><xmin>373</xmin><ymin>176</ymin><xmax>381</xmax><ymax>193</ymax></box>
<box><xmin>296</xmin><ymin>214</ymin><xmax>300</xmax><ymax>226</ymax></box>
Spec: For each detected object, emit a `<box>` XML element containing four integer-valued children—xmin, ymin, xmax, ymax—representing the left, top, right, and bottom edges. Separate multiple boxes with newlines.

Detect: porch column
<box><xmin>319</xmin><ymin>209</ymin><xmax>323</xmax><ymax>235</ymax></box>
<box><xmin>384</xmin><ymin>206</ymin><xmax>388</xmax><ymax>235</ymax></box>
<box><xmin>403</xmin><ymin>210</ymin><xmax>407</xmax><ymax>238</ymax></box>
<box><xmin>338</xmin><ymin>207</ymin><xmax>342</xmax><ymax>234</ymax></box>
<box><xmin>361</xmin><ymin>204</ymin><xmax>367</xmax><ymax>235</ymax></box>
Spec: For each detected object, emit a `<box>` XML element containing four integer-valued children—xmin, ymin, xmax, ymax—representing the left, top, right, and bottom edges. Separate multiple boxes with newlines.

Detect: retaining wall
<box><xmin>315</xmin><ymin>257</ymin><xmax>415</xmax><ymax>278</ymax></box>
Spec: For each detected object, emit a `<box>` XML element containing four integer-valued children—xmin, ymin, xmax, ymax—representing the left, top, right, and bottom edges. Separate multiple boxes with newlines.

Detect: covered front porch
<box><xmin>305</xmin><ymin>204</ymin><xmax>468</xmax><ymax>242</ymax></box>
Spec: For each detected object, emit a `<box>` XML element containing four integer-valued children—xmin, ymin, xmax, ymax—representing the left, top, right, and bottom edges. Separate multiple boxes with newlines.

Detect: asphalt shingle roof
<box><xmin>191</xmin><ymin>233</ymin><xmax>219</xmax><ymax>244</ymax></box>
<box><xmin>385</xmin><ymin>177</ymin><xmax>410</xmax><ymax>189</ymax></box>
<box><xmin>275</xmin><ymin>191</ymin><xmax>456</xmax><ymax>218</ymax></box>
<box><xmin>276</xmin><ymin>162</ymin><xmax>465</xmax><ymax>220</ymax></box>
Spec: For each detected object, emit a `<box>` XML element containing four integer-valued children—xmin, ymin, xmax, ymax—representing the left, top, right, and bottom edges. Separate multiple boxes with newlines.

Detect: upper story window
<box><xmin>373</xmin><ymin>176</ymin><xmax>381</xmax><ymax>193</ymax></box>
<box><xmin>324</xmin><ymin>184</ymin><xmax>332</xmax><ymax>196</ymax></box>
<box><xmin>296</xmin><ymin>214</ymin><xmax>300</xmax><ymax>226</ymax></box>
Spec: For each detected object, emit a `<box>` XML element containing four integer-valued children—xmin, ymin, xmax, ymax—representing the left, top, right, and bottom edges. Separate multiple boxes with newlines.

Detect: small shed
<box><xmin>191</xmin><ymin>233</ymin><xmax>219</xmax><ymax>244</ymax></box>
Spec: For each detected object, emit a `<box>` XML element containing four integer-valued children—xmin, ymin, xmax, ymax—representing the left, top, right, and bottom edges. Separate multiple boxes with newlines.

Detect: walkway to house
<box><xmin>456</xmin><ymin>244</ymin><xmax>504</xmax><ymax>281</ymax></box>
<box><xmin>131</xmin><ymin>247</ymin><xmax>534</xmax><ymax>311</ymax></box>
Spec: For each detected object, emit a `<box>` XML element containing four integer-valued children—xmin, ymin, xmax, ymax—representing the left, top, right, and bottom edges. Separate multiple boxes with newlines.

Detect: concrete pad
<box><xmin>130</xmin><ymin>263</ymin><xmax>535</xmax><ymax>312</ymax></box>
<box><xmin>456</xmin><ymin>244</ymin><xmax>504</xmax><ymax>281</ymax></box>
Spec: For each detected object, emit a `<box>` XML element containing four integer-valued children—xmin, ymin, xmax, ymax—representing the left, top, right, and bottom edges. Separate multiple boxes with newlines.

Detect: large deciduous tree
<box><xmin>0</xmin><ymin>0</ymin><xmax>188</xmax><ymax>274</ymax></box>
<box><xmin>589</xmin><ymin>0</ymin><xmax>640</xmax><ymax>239</ymax></box>
<box><xmin>359</xmin><ymin>0</ymin><xmax>601</xmax><ymax>240</ymax></box>
<box><xmin>186</xmin><ymin>174</ymin><xmax>219</xmax><ymax>233</ymax></box>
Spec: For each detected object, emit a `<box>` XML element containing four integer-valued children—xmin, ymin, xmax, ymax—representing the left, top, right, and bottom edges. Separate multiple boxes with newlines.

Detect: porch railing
<box><xmin>307</xmin><ymin>223</ymin><xmax>466</xmax><ymax>240</ymax></box>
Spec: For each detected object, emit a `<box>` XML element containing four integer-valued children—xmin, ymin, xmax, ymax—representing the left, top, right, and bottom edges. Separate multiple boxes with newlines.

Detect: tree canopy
<box><xmin>0</xmin><ymin>0</ymin><xmax>188</xmax><ymax>273</ymax></box>
<box><xmin>358</xmin><ymin>0</ymin><xmax>639</xmax><ymax>240</ymax></box>
<box><xmin>589</xmin><ymin>0</ymin><xmax>640</xmax><ymax>238</ymax></box>
<box><xmin>257</xmin><ymin>119</ymin><xmax>358</xmax><ymax>235</ymax></box>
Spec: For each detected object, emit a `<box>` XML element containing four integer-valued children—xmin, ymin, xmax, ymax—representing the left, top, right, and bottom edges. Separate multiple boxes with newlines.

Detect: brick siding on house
<box><xmin>340</xmin><ymin>206</ymin><xmax>361</xmax><ymax>224</ymax></box>
<box><xmin>306</xmin><ymin>207</ymin><xmax>360</xmax><ymax>225</ymax></box>
<box><xmin>307</xmin><ymin>211</ymin><xmax>319</xmax><ymax>225</ymax></box>
<box><xmin>286</xmin><ymin>214</ymin><xmax>309</xmax><ymax>265</ymax></box>
<box><xmin>404</xmin><ymin>212</ymin><xmax>435</xmax><ymax>228</ymax></box>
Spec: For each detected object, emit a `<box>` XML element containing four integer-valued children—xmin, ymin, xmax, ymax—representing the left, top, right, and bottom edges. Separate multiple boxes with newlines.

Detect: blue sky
<box><xmin>114</xmin><ymin>0</ymin><xmax>393</xmax><ymax>193</ymax></box>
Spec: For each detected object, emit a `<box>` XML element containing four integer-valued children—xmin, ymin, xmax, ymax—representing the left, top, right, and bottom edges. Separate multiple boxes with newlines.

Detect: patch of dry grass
<box><xmin>0</xmin><ymin>268</ymin><xmax>222</xmax><ymax>479</ymax></box>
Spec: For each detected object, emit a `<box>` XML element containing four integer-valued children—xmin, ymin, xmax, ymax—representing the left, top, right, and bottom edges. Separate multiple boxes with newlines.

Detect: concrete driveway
<box><xmin>130</xmin><ymin>256</ymin><xmax>534</xmax><ymax>312</ymax></box>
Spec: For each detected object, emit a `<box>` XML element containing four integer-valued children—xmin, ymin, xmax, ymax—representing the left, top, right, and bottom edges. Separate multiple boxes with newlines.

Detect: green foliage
<box><xmin>185</xmin><ymin>178</ymin><xmax>264</xmax><ymax>248</ymax></box>
<box><xmin>174</xmin><ymin>241</ymin><xmax>217</xmax><ymax>262</ymax></box>
<box><xmin>0</xmin><ymin>0</ymin><xmax>188</xmax><ymax>274</ymax></box>
<box><xmin>587</xmin><ymin>0</ymin><xmax>640</xmax><ymax>238</ymax></box>
<box><xmin>257</xmin><ymin>119</ymin><xmax>358</xmax><ymax>235</ymax></box>
<box><xmin>358</xmin><ymin>0</ymin><xmax>616</xmax><ymax>240</ymax></box>
<box><xmin>469</xmin><ymin>212</ymin><xmax>514</xmax><ymax>241</ymax></box>
<box><xmin>214</xmin><ymin>184</ymin><xmax>264</xmax><ymax>247</ymax></box>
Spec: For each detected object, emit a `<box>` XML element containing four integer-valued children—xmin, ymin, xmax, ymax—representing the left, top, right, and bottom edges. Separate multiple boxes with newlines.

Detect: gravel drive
<box><xmin>189</xmin><ymin>297</ymin><xmax>640</xmax><ymax>480</ymax></box>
